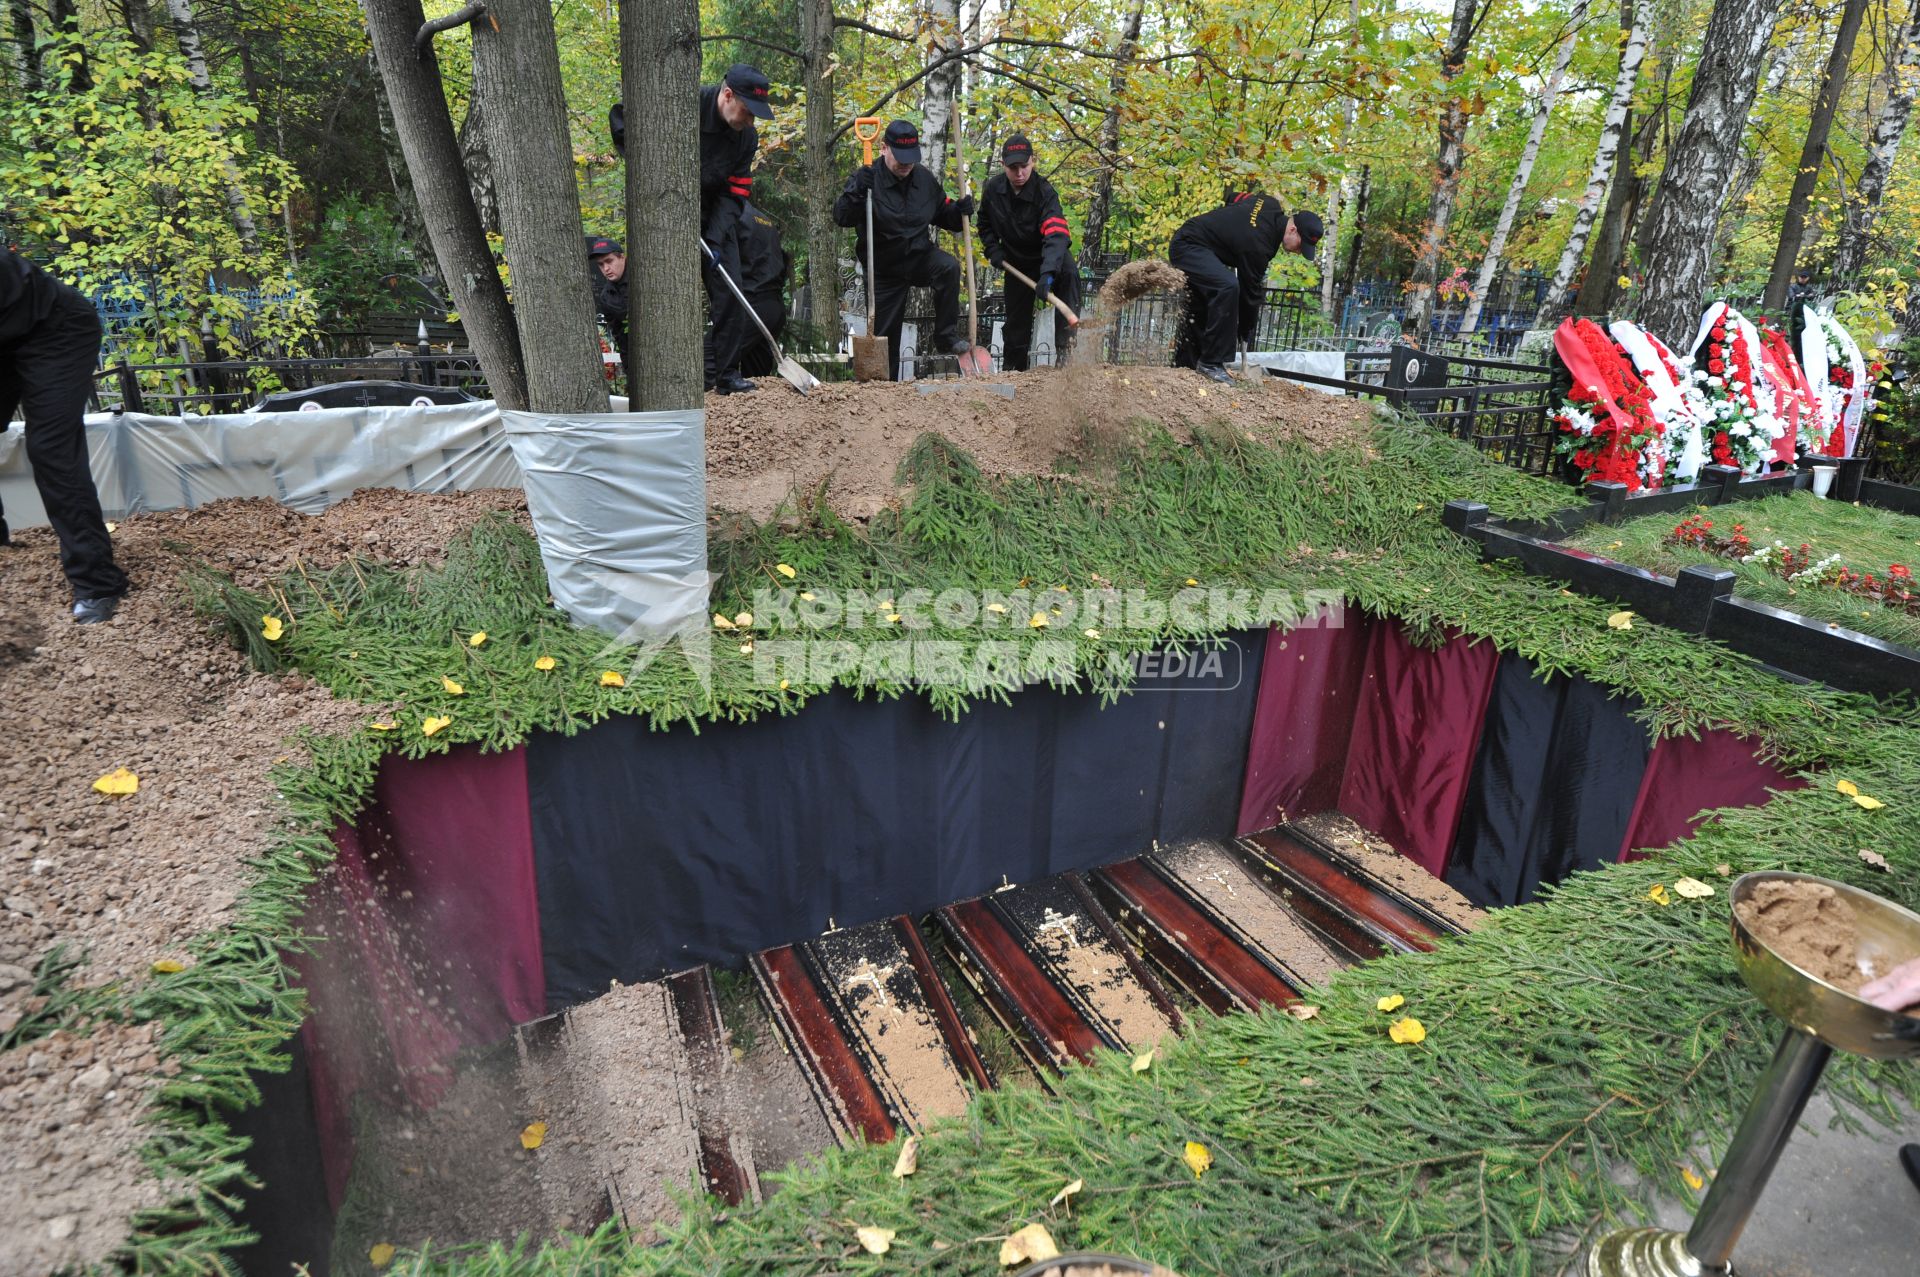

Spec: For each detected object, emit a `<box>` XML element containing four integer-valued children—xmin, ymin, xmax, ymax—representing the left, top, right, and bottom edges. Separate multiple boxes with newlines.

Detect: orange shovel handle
<box><xmin>853</xmin><ymin>116</ymin><xmax>883</xmax><ymax>165</ymax></box>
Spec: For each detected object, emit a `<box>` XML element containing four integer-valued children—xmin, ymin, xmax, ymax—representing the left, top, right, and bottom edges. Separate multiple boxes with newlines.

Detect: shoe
<box><xmin>949</xmin><ymin>339</ymin><xmax>973</xmax><ymax>356</ymax></box>
<box><xmin>73</xmin><ymin>596</ymin><xmax>121</xmax><ymax>625</ymax></box>
<box><xmin>1902</xmin><ymin>1144</ymin><xmax>1920</xmax><ymax>1195</ymax></box>
<box><xmin>1196</xmin><ymin>362</ymin><xmax>1233</xmax><ymax>385</ymax></box>
<box><xmin>716</xmin><ymin>372</ymin><xmax>757</xmax><ymax>394</ymax></box>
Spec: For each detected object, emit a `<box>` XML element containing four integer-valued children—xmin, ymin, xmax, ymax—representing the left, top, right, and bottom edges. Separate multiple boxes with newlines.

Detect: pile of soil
<box><xmin>0</xmin><ymin>488</ymin><xmax>525</xmax><ymax>1275</ymax></box>
<box><xmin>1735</xmin><ymin>879</ymin><xmax>1863</xmax><ymax>989</ymax></box>
<box><xmin>1096</xmin><ymin>260</ymin><xmax>1188</xmax><ymax>311</ymax></box>
<box><xmin>706</xmin><ymin>364</ymin><xmax>1370</xmax><ymax>521</ymax></box>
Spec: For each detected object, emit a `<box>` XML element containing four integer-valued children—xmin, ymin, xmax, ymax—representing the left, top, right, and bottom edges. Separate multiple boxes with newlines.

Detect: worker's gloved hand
<box><xmin>987</xmin><ymin>248</ymin><xmax>1005</xmax><ymax>271</ymax></box>
<box><xmin>1036</xmin><ymin>274</ymin><xmax>1053</xmax><ymax>305</ymax></box>
<box><xmin>951</xmin><ymin>194</ymin><xmax>976</xmax><ymax>218</ymax></box>
<box><xmin>852</xmin><ymin>165</ymin><xmax>875</xmax><ymax>197</ymax></box>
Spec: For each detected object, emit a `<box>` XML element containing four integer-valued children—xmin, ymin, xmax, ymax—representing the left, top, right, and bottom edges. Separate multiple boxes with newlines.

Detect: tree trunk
<box><xmin>921</xmin><ymin>0</ymin><xmax>961</xmax><ymax>184</ymax></box>
<box><xmin>471</xmin><ymin>0</ymin><xmax>606</xmax><ymax>413</ymax></box>
<box><xmin>48</xmin><ymin>0</ymin><xmax>90</xmax><ymax>92</ymax></box>
<box><xmin>1762</xmin><ymin>0</ymin><xmax>1869</xmax><ymax>309</ymax></box>
<box><xmin>1082</xmin><ymin>0</ymin><xmax>1145</xmax><ymax>271</ymax></box>
<box><xmin>1542</xmin><ymin>4</ymin><xmax>1649</xmax><ymax>324</ymax></box>
<box><xmin>367</xmin><ymin>48</ymin><xmax>434</xmax><ymax>278</ymax></box>
<box><xmin>458</xmin><ymin>90</ymin><xmax>502</xmax><ymax>237</ymax></box>
<box><xmin>802</xmin><ymin>0</ymin><xmax>841</xmax><ymax>332</ymax></box>
<box><xmin>162</xmin><ymin>0</ymin><xmax>261</xmax><ymax>253</ymax></box>
<box><xmin>1340</xmin><ymin>165</ymin><xmax>1371</xmax><ymax>299</ymax></box>
<box><xmin>362</xmin><ymin>0</ymin><xmax>528</xmax><ymax>409</ymax></box>
<box><xmin>7</xmin><ymin>0</ymin><xmax>39</xmax><ymax>95</ymax></box>
<box><xmin>1404</xmin><ymin>0</ymin><xmax>1481</xmax><ymax>327</ymax></box>
<box><xmin>1321</xmin><ymin>0</ymin><xmax>1363</xmax><ymax>318</ymax></box>
<box><xmin>1712</xmin><ymin>30</ymin><xmax>1796</xmax><ymax>278</ymax></box>
<box><xmin>1634</xmin><ymin>0</ymin><xmax>1783</xmax><ymax>345</ymax></box>
<box><xmin>622</xmin><ymin>0</ymin><xmax>705</xmax><ymax>410</ymax></box>
<box><xmin>1461</xmin><ymin>0</ymin><xmax>1589</xmax><ymax>333</ymax></box>
<box><xmin>1830</xmin><ymin>2</ymin><xmax>1920</xmax><ymax>288</ymax></box>
<box><xmin>1573</xmin><ymin>105</ymin><xmax>1655</xmax><ymax>317</ymax></box>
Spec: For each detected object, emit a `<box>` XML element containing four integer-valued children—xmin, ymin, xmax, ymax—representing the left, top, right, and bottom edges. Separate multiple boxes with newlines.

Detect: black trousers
<box><xmin>1000</xmin><ymin>260</ymin><xmax>1083</xmax><ymax>371</ymax></box>
<box><xmin>0</xmin><ymin>292</ymin><xmax>126</xmax><ymax>601</ymax></box>
<box><xmin>1168</xmin><ymin>236</ymin><xmax>1241</xmax><ymax>368</ymax></box>
<box><xmin>702</xmin><ymin>217</ymin><xmax>749</xmax><ymax>385</ymax></box>
<box><xmin>872</xmin><ymin>248</ymin><xmax>960</xmax><ymax>381</ymax></box>
<box><xmin>735</xmin><ymin>293</ymin><xmax>787</xmax><ymax>378</ymax></box>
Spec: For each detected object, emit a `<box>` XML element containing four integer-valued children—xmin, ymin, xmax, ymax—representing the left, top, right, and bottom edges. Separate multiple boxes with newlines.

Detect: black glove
<box><xmin>853</xmin><ymin>165</ymin><xmax>875</xmax><ymax>196</ymax></box>
<box><xmin>952</xmin><ymin>194</ymin><xmax>976</xmax><ymax>218</ymax></box>
<box><xmin>1036</xmin><ymin>273</ymin><xmax>1053</xmax><ymax>305</ymax></box>
<box><xmin>987</xmin><ymin>247</ymin><xmax>1005</xmax><ymax>271</ymax></box>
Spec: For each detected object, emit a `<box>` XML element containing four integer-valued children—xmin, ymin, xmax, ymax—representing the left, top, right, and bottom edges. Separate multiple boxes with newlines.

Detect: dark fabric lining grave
<box><xmin>526</xmin><ymin>632</ymin><xmax>1267</xmax><ymax>1005</ymax></box>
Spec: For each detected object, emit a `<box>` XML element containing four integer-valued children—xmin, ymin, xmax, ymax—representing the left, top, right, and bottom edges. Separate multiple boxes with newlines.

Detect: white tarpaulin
<box><xmin>502</xmin><ymin>408</ymin><xmax>709</xmax><ymax>641</ymax></box>
<box><xmin>1247</xmin><ymin>350</ymin><xmax>1348</xmax><ymax>394</ymax></box>
<box><xmin>0</xmin><ymin>400</ymin><xmax>519</xmax><ymax>526</ymax></box>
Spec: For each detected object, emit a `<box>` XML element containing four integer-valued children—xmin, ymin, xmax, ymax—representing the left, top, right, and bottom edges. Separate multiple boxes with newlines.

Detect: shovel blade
<box><xmin>957</xmin><ymin>345</ymin><xmax>993</xmax><ymax>377</ymax></box>
<box><xmin>776</xmin><ymin>355</ymin><xmax>821</xmax><ymax>396</ymax></box>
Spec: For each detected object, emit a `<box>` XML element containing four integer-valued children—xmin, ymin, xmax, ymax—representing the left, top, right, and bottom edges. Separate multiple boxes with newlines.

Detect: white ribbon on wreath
<box><xmin>1610</xmin><ymin>319</ymin><xmax>1706</xmax><ymax>483</ymax></box>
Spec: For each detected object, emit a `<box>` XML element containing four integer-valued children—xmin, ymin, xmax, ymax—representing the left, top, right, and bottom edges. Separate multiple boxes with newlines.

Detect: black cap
<box><xmin>884</xmin><ymin>119</ymin><xmax>922</xmax><ymax>165</ymax></box>
<box><xmin>724</xmin><ymin>64</ymin><xmax>774</xmax><ymax>119</ymax></box>
<box><xmin>1291</xmin><ymin>211</ymin><xmax>1324</xmax><ymax>249</ymax></box>
<box><xmin>1002</xmin><ymin>134</ymin><xmax>1034</xmax><ymax>165</ymax></box>
<box><xmin>587</xmin><ymin>237</ymin><xmax>622</xmax><ymax>258</ymax></box>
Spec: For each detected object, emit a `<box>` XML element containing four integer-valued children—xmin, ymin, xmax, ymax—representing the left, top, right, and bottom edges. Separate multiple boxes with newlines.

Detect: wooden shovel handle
<box><xmin>1000</xmin><ymin>261</ymin><xmax>1080</xmax><ymax>327</ymax></box>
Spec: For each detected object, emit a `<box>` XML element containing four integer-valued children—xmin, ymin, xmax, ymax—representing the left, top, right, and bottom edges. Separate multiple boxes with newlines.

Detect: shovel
<box><xmin>953</xmin><ymin>98</ymin><xmax>993</xmax><ymax>377</ymax></box>
<box><xmin>850</xmin><ymin>117</ymin><xmax>890</xmax><ymax>382</ymax></box>
<box><xmin>700</xmin><ymin>238</ymin><xmax>820</xmax><ymax>396</ymax></box>
<box><xmin>1001</xmin><ymin>262</ymin><xmax>1080</xmax><ymax>328</ymax></box>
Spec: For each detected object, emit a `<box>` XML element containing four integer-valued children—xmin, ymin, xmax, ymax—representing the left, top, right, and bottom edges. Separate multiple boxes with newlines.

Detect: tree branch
<box><xmin>415</xmin><ymin>3</ymin><xmax>490</xmax><ymax>59</ymax></box>
<box><xmin>698</xmin><ymin>32</ymin><xmax>804</xmax><ymax>62</ymax></box>
<box><xmin>834</xmin><ymin>16</ymin><xmax>914</xmax><ymax>41</ymax></box>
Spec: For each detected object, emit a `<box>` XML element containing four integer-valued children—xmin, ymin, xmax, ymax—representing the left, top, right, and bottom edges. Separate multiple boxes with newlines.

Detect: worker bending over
<box><xmin>975</xmin><ymin>133</ymin><xmax>1081</xmax><ymax>371</ymax></box>
<box><xmin>1169</xmin><ymin>195</ymin><xmax>1321</xmax><ymax>383</ymax></box>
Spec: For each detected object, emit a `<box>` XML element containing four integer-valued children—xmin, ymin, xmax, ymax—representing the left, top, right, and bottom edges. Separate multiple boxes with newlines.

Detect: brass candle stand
<box><xmin>1588</xmin><ymin>872</ymin><xmax>1920</xmax><ymax>1277</ymax></box>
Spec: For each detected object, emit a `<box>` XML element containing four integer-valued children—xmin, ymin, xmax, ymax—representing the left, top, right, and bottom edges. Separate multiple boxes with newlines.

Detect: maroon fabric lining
<box><xmin>1235</xmin><ymin>607</ymin><xmax>1376</xmax><ymax>833</ymax></box>
<box><xmin>294</xmin><ymin>744</ymin><xmax>543</xmax><ymax>1207</ymax></box>
<box><xmin>1618</xmin><ymin>728</ymin><xmax>1804</xmax><ymax>861</ymax></box>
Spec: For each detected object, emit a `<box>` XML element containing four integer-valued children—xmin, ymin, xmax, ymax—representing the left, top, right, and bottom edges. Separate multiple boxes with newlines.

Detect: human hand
<box><xmin>1861</xmin><ymin>956</ymin><xmax>1920</xmax><ymax>1012</ymax></box>
<box><xmin>1036</xmin><ymin>273</ymin><xmax>1053</xmax><ymax>305</ymax></box>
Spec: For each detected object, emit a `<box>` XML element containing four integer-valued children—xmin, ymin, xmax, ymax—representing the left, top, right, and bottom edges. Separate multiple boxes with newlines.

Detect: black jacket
<box><xmin>0</xmin><ymin>246</ymin><xmax>70</xmax><ymax>346</ymax></box>
<box><xmin>833</xmin><ymin>159</ymin><xmax>968</xmax><ymax>273</ymax></box>
<box><xmin>608</xmin><ymin>86</ymin><xmax>757</xmax><ymax>242</ymax></box>
<box><xmin>976</xmin><ymin>171</ymin><xmax>1071</xmax><ymax>278</ymax></box>
<box><xmin>1170</xmin><ymin>194</ymin><xmax>1288</xmax><ymax>337</ymax></box>
<box><xmin>736</xmin><ymin>202</ymin><xmax>789</xmax><ymax>299</ymax></box>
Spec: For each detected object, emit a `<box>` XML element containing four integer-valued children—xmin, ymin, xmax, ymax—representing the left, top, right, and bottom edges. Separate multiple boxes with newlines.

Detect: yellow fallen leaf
<box><xmin>422</xmin><ymin>715</ymin><xmax>451</xmax><ymax>737</ymax></box>
<box><xmin>1606</xmin><ymin>611</ymin><xmax>1634</xmax><ymax>631</ymax></box>
<box><xmin>534</xmin><ymin>655</ymin><xmax>556</xmax><ymax>671</ymax></box>
<box><xmin>1050</xmin><ymin>1177</ymin><xmax>1084</xmax><ymax>1209</ymax></box>
<box><xmin>1681</xmin><ymin>1166</ymin><xmax>1705</xmax><ymax>1191</ymax></box>
<box><xmin>1860</xmin><ymin>849</ymin><xmax>1890</xmax><ymax>871</ymax></box>
<box><xmin>856</xmin><ymin>1225</ymin><xmax>895</xmax><ymax>1255</ymax></box>
<box><xmin>520</xmin><ymin>1120</ymin><xmax>547</xmax><ymax>1150</ymax></box>
<box><xmin>1388</xmin><ymin>1016</ymin><xmax>1427</xmax><ymax>1044</ymax></box>
<box><xmin>1715</xmin><ymin>863</ymin><xmax>1732</xmax><ymax>876</ymax></box>
<box><xmin>739</xmin><ymin>642</ymin><xmax>754</xmax><ymax>654</ymax></box>
<box><xmin>151</xmin><ymin>958</ymin><xmax>185</xmax><ymax>974</ymax></box>
<box><xmin>713</xmin><ymin>612</ymin><xmax>735</xmax><ymax>629</ymax></box>
<box><xmin>999</xmin><ymin>1222</ymin><xmax>1059</xmax><ymax>1266</ymax></box>
<box><xmin>1084</xmin><ymin>628</ymin><xmax>1102</xmax><ymax>639</ymax></box>
<box><xmin>778</xmin><ymin>679</ymin><xmax>791</xmax><ymax>691</ymax></box>
<box><xmin>775</xmin><ymin>563</ymin><xmax>797</xmax><ymax>579</ymax></box>
<box><xmin>1836</xmin><ymin>779</ymin><xmax>1861</xmax><ymax>797</ymax></box>
<box><xmin>468</xmin><ymin>631</ymin><xmax>488</xmax><ymax>647</ymax></box>
<box><xmin>1185</xmin><ymin>577</ymin><xmax>1200</xmax><ymax>586</ymax></box>
<box><xmin>1853</xmin><ymin>793</ymin><xmax>1886</xmax><ymax>810</ymax></box>
<box><xmin>261</xmin><ymin>615</ymin><xmax>284</xmax><ymax>642</ymax></box>
<box><xmin>1198</xmin><ymin>388</ymin><xmax>1208</xmax><ymax>397</ymax></box>
<box><xmin>1131</xmin><ymin>1049</ymin><xmax>1154</xmax><ymax>1073</ymax></box>
<box><xmin>1673</xmin><ymin>877</ymin><xmax>1714</xmax><ymax>899</ymax></box>
<box><xmin>986</xmin><ymin>602</ymin><xmax>1008</xmax><ymax>613</ymax></box>
<box><xmin>1285</xmin><ymin>1003</ymin><xmax>1320</xmax><ymax>1021</ymax></box>
<box><xmin>105</xmin><ymin>521</ymin><xmax>117</xmax><ymax>533</ymax></box>
<box><xmin>92</xmin><ymin>767</ymin><xmax>139</xmax><ymax>796</ymax></box>
<box><xmin>1376</xmin><ymin>993</ymin><xmax>1405</xmax><ymax>1013</ymax></box>
<box><xmin>1183</xmin><ymin>1141</ymin><xmax>1213</xmax><ymax>1177</ymax></box>
<box><xmin>599</xmin><ymin>670</ymin><xmax>625</xmax><ymax>687</ymax></box>
<box><xmin>734</xmin><ymin>611</ymin><xmax>753</xmax><ymax>628</ymax></box>
<box><xmin>1648</xmin><ymin>883</ymin><xmax>1672</xmax><ymax>906</ymax></box>
<box><xmin>892</xmin><ymin>1134</ymin><xmax>920</xmax><ymax>1178</ymax></box>
<box><xmin>441</xmin><ymin>675</ymin><xmax>465</xmax><ymax>695</ymax></box>
<box><xmin>799</xmin><ymin>591</ymin><xmax>816</xmax><ymax>601</ymax></box>
<box><xmin>370</xmin><ymin>720</ymin><xmax>397</xmax><ymax>732</ymax></box>
<box><xmin>1029</xmin><ymin>612</ymin><xmax>1050</xmax><ymax>629</ymax></box>
<box><xmin>369</xmin><ymin>1243</ymin><xmax>396</xmax><ymax>1268</ymax></box>
<box><xmin>884</xmin><ymin>614</ymin><xmax>900</xmax><ymax>624</ymax></box>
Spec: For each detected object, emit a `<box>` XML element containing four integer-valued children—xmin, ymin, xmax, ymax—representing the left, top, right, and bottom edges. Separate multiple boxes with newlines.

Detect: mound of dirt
<box><xmin>1735</xmin><ymin>879</ymin><xmax>1862</xmax><ymax>989</ymax></box>
<box><xmin>1097</xmin><ymin>259</ymin><xmax>1187</xmax><ymax>311</ymax></box>
<box><xmin>705</xmin><ymin>364</ymin><xmax>1370</xmax><ymax>522</ymax></box>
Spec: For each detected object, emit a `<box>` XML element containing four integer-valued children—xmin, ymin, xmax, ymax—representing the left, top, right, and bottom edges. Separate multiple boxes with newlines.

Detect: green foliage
<box><xmin>301</xmin><ymin>195</ymin><xmax>419</xmax><ymax>325</ymax></box>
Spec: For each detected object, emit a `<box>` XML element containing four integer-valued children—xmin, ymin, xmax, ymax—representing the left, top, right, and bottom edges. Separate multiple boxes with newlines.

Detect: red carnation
<box><xmin>1714</xmin><ymin>431</ymin><xmax>1729</xmax><ymax>445</ymax></box>
<box><xmin>1708</xmin><ymin>359</ymin><xmax>1725</xmax><ymax>374</ymax></box>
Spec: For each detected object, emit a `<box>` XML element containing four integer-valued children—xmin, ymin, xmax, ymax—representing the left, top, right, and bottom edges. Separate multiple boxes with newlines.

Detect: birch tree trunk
<box><xmin>1461</xmin><ymin>0</ymin><xmax>1589</xmax><ymax>333</ymax></box>
<box><xmin>802</xmin><ymin>0</ymin><xmax>841</xmax><ymax>331</ymax></box>
<box><xmin>622</xmin><ymin>0</ymin><xmax>704</xmax><ymax>411</ymax></box>
<box><xmin>1404</xmin><ymin>0</ymin><xmax>1481</xmax><ymax>327</ymax></box>
<box><xmin>1830</xmin><ymin>2</ymin><xmax>1920</xmax><ymax>288</ymax></box>
<box><xmin>1634</xmin><ymin>0</ymin><xmax>1784</xmax><ymax>345</ymax></box>
<box><xmin>1082</xmin><ymin>0</ymin><xmax>1145</xmax><ymax>270</ymax></box>
<box><xmin>471</xmin><ymin>0</ymin><xmax>606</xmax><ymax>413</ymax></box>
<box><xmin>1321</xmin><ymin>0</ymin><xmax>1363</xmax><ymax>318</ymax></box>
<box><xmin>1573</xmin><ymin>105</ymin><xmax>1655</xmax><ymax>317</ymax></box>
<box><xmin>8</xmin><ymin>0</ymin><xmax>40</xmax><ymax>96</ymax></box>
<box><xmin>921</xmin><ymin>0</ymin><xmax>961</xmax><ymax>185</ymax></box>
<box><xmin>1541</xmin><ymin>8</ymin><xmax>1649</xmax><ymax>323</ymax></box>
<box><xmin>163</xmin><ymin>0</ymin><xmax>260</xmax><ymax>253</ymax></box>
<box><xmin>1763</xmin><ymin>0</ymin><xmax>1869</xmax><ymax>308</ymax></box>
<box><xmin>362</xmin><ymin>0</ymin><xmax>528</xmax><ymax>409</ymax></box>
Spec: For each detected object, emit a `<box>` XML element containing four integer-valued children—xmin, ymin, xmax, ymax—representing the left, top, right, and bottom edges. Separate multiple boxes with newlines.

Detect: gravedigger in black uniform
<box><xmin>1168</xmin><ymin>195</ymin><xmax>1321</xmax><ymax>383</ymax></box>
<box><xmin>974</xmin><ymin>133</ymin><xmax>1082</xmax><ymax>371</ymax></box>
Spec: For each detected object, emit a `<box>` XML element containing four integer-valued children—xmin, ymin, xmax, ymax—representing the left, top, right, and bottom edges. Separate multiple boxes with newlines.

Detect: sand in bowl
<box><xmin>1734</xmin><ymin>880</ymin><xmax>1864</xmax><ymax>990</ymax></box>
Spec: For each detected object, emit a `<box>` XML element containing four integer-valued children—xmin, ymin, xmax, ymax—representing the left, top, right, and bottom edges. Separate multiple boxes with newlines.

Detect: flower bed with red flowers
<box><xmin>1553</xmin><ymin>319</ymin><xmax>1665</xmax><ymax>491</ymax></box>
<box><xmin>1665</xmin><ymin>514</ymin><xmax>1920</xmax><ymax>617</ymax></box>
